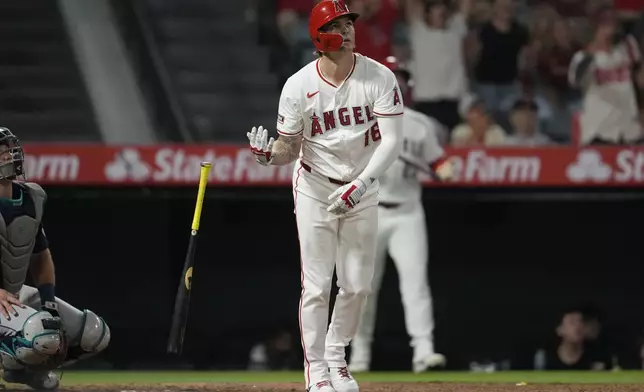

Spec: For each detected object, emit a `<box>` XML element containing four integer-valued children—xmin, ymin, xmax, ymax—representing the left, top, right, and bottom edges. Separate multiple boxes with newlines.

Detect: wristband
<box><xmin>37</xmin><ymin>283</ymin><xmax>55</xmax><ymax>305</ymax></box>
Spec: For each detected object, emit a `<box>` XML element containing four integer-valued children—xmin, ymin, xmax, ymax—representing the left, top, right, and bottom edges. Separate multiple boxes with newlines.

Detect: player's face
<box><xmin>322</xmin><ymin>16</ymin><xmax>356</xmax><ymax>51</ymax></box>
<box><xmin>0</xmin><ymin>145</ymin><xmax>11</xmax><ymax>163</ymax></box>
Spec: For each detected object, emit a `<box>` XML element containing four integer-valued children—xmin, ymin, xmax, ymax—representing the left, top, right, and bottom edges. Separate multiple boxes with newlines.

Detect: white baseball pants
<box><xmin>351</xmin><ymin>200</ymin><xmax>436</xmax><ymax>366</ymax></box>
<box><xmin>292</xmin><ymin>160</ymin><xmax>378</xmax><ymax>387</ymax></box>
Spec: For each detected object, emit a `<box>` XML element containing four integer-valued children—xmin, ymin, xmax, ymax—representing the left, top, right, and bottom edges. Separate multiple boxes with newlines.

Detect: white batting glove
<box><xmin>247</xmin><ymin>126</ymin><xmax>275</xmax><ymax>166</ymax></box>
<box><xmin>326</xmin><ymin>179</ymin><xmax>367</xmax><ymax>215</ymax></box>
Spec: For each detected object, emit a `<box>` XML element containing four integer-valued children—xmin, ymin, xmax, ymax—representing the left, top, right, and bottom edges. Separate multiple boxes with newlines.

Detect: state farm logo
<box><xmin>104</xmin><ymin>149</ymin><xmax>151</xmax><ymax>182</ymax></box>
<box><xmin>566</xmin><ymin>150</ymin><xmax>612</xmax><ymax>183</ymax></box>
<box><xmin>449</xmin><ymin>150</ymin><xmax>541</xmax><ymax>183</ymax></box>
<box><xmin>102</xmin><ymin>147</ymin><xmax>295</xmax><ymax>183</ymax></box>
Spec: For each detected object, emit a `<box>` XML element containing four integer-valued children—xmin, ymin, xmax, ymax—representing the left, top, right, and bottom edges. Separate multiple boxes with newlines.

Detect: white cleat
<box><xmin>347</xmin><ymin>361</ymin><xmax>370</xmax><ymax>373</ymax></box>
<box><xmin>330</xmin><ymin>367</ymin><xmax>359</xmax><ymax>392</ymax></box>
<box><xmin>307</xmin><ymin>380</ymin><xmax>336</xmax><ymax>392</ymax></box>
<box><xmin>413</xmin><ymin>352</ymin><xmax>447</xmax><ymax>373</ymax></box>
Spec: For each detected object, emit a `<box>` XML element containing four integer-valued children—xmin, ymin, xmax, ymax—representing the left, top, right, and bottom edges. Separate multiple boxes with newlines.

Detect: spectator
<box><xmin>568</xmin><ymin>5</ymin><xmax>644</xmax><ymax>144</ymax></box>
<box><xmin>532</xmin><ymin>308</ymin><xmax>607</xmax><ymax>371</ymax></box>
<box><xmin>451</xmin><ymin>94</ymin><xmax>506</xmax><ymax>146</ymax></box>
<box><xmin>500</xmin><ymin>74</ymin><xmax>554</xmax><ymax>132</ymax></box>
<box><xmin>504</xmin><ymin>98</ymin><xmax>552</xmax><ymax>146</ymax></box>
<box><xmin>275</xmin><ymin>0</ymin><xmax>318</xmax><ymax>70</ymax></box>
<box><xmin>469</xmin><ymin>0</ymin><xmax>531</xmax><ymax>116</ymax></box>
<box><xmin>350</xmin><ymin>0</ymin><xmax>400</xmax><ymax>64</ymax></box>
<box><xmin>537</xmin><ymin>17</ymin><xmax>582</xmax><ymax>109</ymax></box>
<box><xmin>248</xmin><ymin>328</ymin><xmax>298</xmax><ymax>371</ymax></box>
<box><xmin>404</xmin><ymin>0</ymin><xmax>470</xmax><ymax>131</ymax></box>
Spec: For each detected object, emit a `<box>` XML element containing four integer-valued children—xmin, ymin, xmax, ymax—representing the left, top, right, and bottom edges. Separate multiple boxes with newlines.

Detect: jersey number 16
<box><xmin>363</xmin><ymin>123</ymin><xmax>382</xmax><ymax>146</ymax></box>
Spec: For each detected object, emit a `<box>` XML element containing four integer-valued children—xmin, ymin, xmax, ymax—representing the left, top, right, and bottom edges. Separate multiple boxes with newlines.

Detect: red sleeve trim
<box><xmin>373</xmin><ymin>111</ymin><xmax>403</xmax><ymax>117</ymax></box>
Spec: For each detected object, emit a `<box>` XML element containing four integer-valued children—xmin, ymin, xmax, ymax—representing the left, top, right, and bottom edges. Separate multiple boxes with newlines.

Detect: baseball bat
<box><xmin>167</xmin><ymin>162</ymin><xmax>212</xmax><ymax>355</ymax></box>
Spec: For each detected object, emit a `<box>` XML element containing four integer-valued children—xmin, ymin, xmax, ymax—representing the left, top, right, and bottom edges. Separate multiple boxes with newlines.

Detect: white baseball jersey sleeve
<box><xmin>276</xmin><ymin>54</ymin><xmax>404</xmax><ymax>182</ymax></box>
<box><xmin>378</xmin><ymin>108</ymin><xmax>445</xmax><ymax>204</ymax></box>
<box><xmin>568</xmin><ymin>35</ymin><xmax>642</xmax><ymax>143</ymax></box>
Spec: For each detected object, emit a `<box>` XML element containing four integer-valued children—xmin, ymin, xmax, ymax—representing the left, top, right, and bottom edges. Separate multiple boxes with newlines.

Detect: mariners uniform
<box><xmin>0</xmin><ymin>128</ymin><xmax>110</xmax><ymax>391</ymax></box>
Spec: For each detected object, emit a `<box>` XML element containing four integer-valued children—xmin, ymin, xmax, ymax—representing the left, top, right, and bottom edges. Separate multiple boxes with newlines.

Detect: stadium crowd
<box><xmin>256</xmin><ymin>0</ymin><xmax>644</xmax><ymax>146</ymax></box>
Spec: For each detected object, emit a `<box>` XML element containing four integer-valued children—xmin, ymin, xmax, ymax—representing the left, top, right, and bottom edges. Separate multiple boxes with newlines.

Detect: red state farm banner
<box><xmin>18</xmin><ymin>143</ymin><xmax>644</xmax><ymax>187</ymax></box>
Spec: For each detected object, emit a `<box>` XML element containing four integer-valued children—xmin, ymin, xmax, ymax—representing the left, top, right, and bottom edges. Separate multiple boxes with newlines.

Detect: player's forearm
<box><xmin>270</xmin><ymin>136</ymin><xmax>302</xmax><ymax>166</ymax></box>
<box><xmin>358</xmin><ymin>116</ymin><xmax>403</xmax><ymax>186</ymax></box>
<box><xmin>30</xmin><ymin>250</ymin><xmax>56</xmax><ymax>285</ymax></box>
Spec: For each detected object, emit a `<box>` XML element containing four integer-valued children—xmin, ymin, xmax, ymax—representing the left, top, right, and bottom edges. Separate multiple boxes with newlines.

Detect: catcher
<box><xmin>0</xmin><ymin>127</ymin><xmax>110</xmax><ymax>390</ymax></box>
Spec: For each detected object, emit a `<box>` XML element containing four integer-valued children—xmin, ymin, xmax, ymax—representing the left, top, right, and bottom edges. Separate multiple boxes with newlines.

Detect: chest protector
<box><xmin>0</xmin><ymin>183</ymin><xmax>46</xmax><ymax>295</ymax></box>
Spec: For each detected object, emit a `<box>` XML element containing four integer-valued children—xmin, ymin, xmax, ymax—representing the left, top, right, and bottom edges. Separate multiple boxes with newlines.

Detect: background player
<box><xmin>0</xmin><ymin>127</ymin><xmax>110</xmax><ymax>390</ymax></box>
<box><xmin>247</xmin><ymin>1</ymin><xmax>404</xmax><ymax>391</ymax></box>
<box><xmin>348</xmin><ymin>57</ymin><xmax>451</xmax><ymax>374</ymax></box>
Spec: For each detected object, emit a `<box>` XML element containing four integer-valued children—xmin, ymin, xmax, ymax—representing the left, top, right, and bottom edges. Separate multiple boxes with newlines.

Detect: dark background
<box><xmin>42</xmin><ymin>185</ymin><xmax>644</xmax><ymax>371</ymax></box>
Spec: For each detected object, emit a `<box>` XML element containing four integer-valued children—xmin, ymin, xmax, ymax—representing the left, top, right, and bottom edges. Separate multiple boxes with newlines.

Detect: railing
<box><xmin>109</xmin><ymin>0</ymin><xmax>194</xmax><ymax>142</ymax></box>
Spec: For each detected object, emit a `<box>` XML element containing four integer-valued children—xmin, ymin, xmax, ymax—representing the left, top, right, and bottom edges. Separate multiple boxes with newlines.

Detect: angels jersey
<box><xmin>276</xmin><ymin>53</ymin><xmax>404</xmax><ymax>182</ymax></box>
<box><xmin>569</xmin><ymin>35</ymin><xmax>642</xmax><ymax>143</ymax></box>
<box><xmin>378</xmin><ymin>108</ymin><xmax>445</xmax><ymax>204</ymax></box>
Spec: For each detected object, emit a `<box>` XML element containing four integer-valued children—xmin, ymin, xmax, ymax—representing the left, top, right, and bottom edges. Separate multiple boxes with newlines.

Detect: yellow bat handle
<box><xmin>191</xmin><ymin>162</ymin><xmax>212</xmax><ymax>231</ymax></box>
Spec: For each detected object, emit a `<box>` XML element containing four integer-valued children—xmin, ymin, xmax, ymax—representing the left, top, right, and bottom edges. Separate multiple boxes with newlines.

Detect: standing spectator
<box><xmin>275</xmin><ymin>0</ymin><xmax>318</xmax><ymax>70</ymax></box>
<box><xmin>350</xmin><ymin>0</ymin><xmax>400</xmax><ymax>64</ymax></box>
<box><xmin>404</xmin><ymin>0</ymin><xmax>470</xmax><ymax>132</ymax></box>
<box><xmin>451</xmin><ymin>94</ymin><xmax>506</xmax><ymax>146</ymax></box>
<box><xmin>504</xmin><ymin>98</ymin><xmax>552</xmax><ymax>146</ymax></box>
<box><xmin>568</xmin><ymin>6</ymin><xmax>644</xmax><ymax>144</ymax></box>
<box><xmin>469</xmin><ymin>0</ymin><xmax>531</xmax><ymax>118</ymax></box>
<box><xmin>537</xmin><ymin>18</ymin><xmax>582</xmax><ymax>108</ymax></box>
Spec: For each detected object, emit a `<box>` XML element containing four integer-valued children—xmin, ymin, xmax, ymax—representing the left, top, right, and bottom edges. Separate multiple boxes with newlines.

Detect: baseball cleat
<box><xmin>413</xmin><ymin>352</ymin><xmax>447</xmax><ymax>373</ymax></box>
<box><xmin>3</xmin><ymin>369</ymin><xmax>60</xmax><ymax>390</ymax></box>
<box><xmin>329</xmin><ymin>366</ymin><xmax>359</xmax><ymax>392</ymax></box>
<box><xmin>307</xmin><ymin>380</ymin><xmax>336</xmax><ymax>392</ymax></box>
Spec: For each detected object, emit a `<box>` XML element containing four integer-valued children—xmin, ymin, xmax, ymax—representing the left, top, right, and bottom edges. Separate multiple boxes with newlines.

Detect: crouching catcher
<box><xmin>0</xmin><ymin>127</ymin><xmax>110</xmax><ymax>390</ymax></box>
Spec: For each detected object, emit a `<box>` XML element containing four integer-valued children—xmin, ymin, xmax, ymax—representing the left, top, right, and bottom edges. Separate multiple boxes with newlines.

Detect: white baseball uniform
<box><xmin>568</xmin><ymin>35</ymin><xmax>642</xmax><ymax>144</ymax></box>
<box><xmin>276</xmin><ymin>53</ymin><xmax>403</xmax><ymax>387</ymax></box>
<box><xmin>350</xmin><ymin>108</ymin><xmax>445</xmax><ymax>368</ymax></box>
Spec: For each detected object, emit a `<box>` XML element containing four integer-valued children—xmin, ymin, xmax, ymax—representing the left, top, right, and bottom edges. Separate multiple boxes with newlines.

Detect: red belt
<box><xmin>300</xmin><ymin>161</ymin><xmax>349</xmax><ymax>186</ymax></box>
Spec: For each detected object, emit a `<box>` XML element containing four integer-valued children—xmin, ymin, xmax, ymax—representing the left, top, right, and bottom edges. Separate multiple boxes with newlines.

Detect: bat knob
<box><xmin>201</xmin><ymin>162</ymin><xmax>212</xmax><ymax>168</ymax></box>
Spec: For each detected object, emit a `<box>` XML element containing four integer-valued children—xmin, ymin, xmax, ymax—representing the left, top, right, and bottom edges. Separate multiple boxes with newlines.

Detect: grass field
<box><xmin>55</xmin><ymin>370</ymin><xmax>644</xmax><ymax>384</ymax></box>
<box><xmin>33</xmin><ymin>370</ymin><xmax>644</xmax><ymax>391</ymax></box>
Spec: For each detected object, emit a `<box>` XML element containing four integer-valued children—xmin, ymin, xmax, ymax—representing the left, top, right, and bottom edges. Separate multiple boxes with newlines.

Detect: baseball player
<box><xmin>247</xmin><ymin>1</ymin><xmax>404</xmax><ymax>391</ymax></box>
<box><xmin>348</xmin><ymin>57</ymin><xmax>451</xmax><ymax>374</ymax></box>
<box><xmin>0</xmin><ymin>127</ymin><xmax>110</xmax><ymax>390</ymax></box>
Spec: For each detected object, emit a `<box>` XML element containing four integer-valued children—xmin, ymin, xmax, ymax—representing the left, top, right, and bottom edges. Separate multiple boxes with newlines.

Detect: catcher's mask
<box><xmin>0</xmin><ymin>127</ymin><xmax>24</xmax><ymax>181</ymax></box>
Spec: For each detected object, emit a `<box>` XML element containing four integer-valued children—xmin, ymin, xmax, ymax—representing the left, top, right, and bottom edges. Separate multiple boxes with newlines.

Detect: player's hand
<box><xmin>327</xmin><ymin>179</ymin><xmax>367</xmax><ymax>215</ymax></box>
<box><xmin>0</xmin><ymin>289</ymin><xmax>25</xmax><ymax>320</ymax></box>
<box><xmin>247</xmin><ymin>126</ymin><xmax>275</xmax><ymax>166</ymax></box>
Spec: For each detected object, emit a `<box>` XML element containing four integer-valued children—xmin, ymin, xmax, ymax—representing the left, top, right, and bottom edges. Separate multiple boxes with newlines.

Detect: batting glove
<box><xmin>327</xmin><ymin>179</ymin><xmax>367</xmax><ymax>215</ymax></box>
<box><xmin>247</xmin><ymin>126</ymin><xmax>275</xmax><ymax>166</ymax></box>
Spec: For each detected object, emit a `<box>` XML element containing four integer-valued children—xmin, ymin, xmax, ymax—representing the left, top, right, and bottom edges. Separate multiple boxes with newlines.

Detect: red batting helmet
<box><xmin>309</xmin><ymin>0</ymin><xmax>359</xmax><ymax>52</ymax></box>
